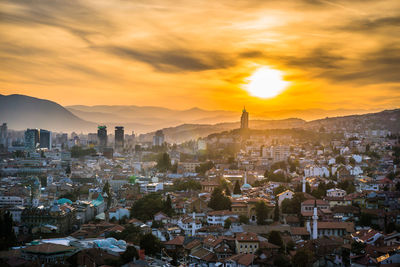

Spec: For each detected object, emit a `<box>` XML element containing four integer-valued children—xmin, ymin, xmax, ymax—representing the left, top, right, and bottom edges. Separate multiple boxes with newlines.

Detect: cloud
<box><xmin>101</xmin><ymin>46</ymin><xmax>236</xmax><ymax>72</ymax></box>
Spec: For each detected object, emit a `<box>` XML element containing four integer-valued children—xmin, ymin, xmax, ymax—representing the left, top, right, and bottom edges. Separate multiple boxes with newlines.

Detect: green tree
<box><xmin>274</xmin><ymin>185</ymin><xmax>286</xmax><ymax>196</ymax></box>
<box><xmin>233</xmin><ymin>180</ymin><xmax>241</xmax><ymax>195</ymax></box>
<box><xmin>255</xmin><ymin>201</ymin><xmax>270</xmax><ymax>225</ymax></box>
<box><xmin>163</xmin><ymin>195</ymin><xmax>174</xmax><ymax>216</ymax></box>
<box><xmin>239</xmin><ymin>215</ymin><xmax>249</xmax><ymax>224</ymax></box>
<box><xmin>0</xmin><ymin>211</ymin><xmax>17</xmax><ymax>250</ymax></box>
<box><xmin>268</xmin><ymin>231</ymin><xmax>283</xmax><ymax>248</ymax></box>
<box><xmin>121</xmin><ymin>246</ymin><xmax>139</xmax><ymax>264</ymax></box>
<box><xmin>130</xmin><ymin>193</ymin><xmax>165</xmax><ymax>221</ymax></box>
<box><xmin>156</xmin><ymin>153</ymin><xmax>171</xmax><ymax>172</ymax></box>
<box><xmin>292</xmin><ymin>248</ymin><xmax>314</xmax><ymax>267</ymax></box>
<box><xmin>224</xmin><ymin>218</ymin><xmax>232</xmax><ymax>229</ymax></box>
<box><xmin>195</xmin><ymin>161</ymin><xmax>215</xmax><ymax>175</ymax></box>
<box><xmin>208</xmin><ymin>187</ymin><xmax>231</xmax><ymax>211</ymax></box>
<box><xmin>336</xmin><ymin>155</ymin><xmax>346</xmax><ymax>165</ymax></box>
<box><xmin>140</xmin><ymin>233</ymin><xmax>163</xmax><ymax>256</ymax></box>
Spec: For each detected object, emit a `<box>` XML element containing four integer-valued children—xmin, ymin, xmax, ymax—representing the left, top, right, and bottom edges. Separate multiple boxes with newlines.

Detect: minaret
<box><xmin>191</xmin><ymin>212</ymin><xmax>196</xmax><ymax>236</ymax></box>
<box><xmin>244</xmin><ymin>170</ymin><xmax>247</xmax><ymax>185</ymax></box>
<box><xmin>302</xmin><ymin>177</ymin><xmax>306</xmax><ymax>193</ymax></box>
<box><xmin>312</xmin><ymin>200</ymin><xmax>318</xmax><ymax>239</ymax></box>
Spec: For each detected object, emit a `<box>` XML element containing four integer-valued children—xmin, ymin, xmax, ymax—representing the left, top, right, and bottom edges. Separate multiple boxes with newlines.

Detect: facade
<box><xmin>326</xmin><ymin>188</ymin><xmax>347</xmax><ymax>197</ymax></box>
<box><xmin>235</xmin><ymin>232</ymin><xmax>259</xmax><ymax>254</ymax></box>
<box><xmin>97</xmin><ymin>126</ymin><xmax>107</xmax><ymax>151</ymax></box>
<box><xmin>114</xmin><ymin>126</ymin><xmax>124</xmax><ymax>152</ymax></box>
<box><xmin>0</xmin><ymin>195</ymin><xmax>25</xmax><ymax>208</ymax></box>
<box><xmin>25</xmin><ymin>128</ymin><xmax>39</xmax><ymax>151</ymax></box>
<box><xmin>207</xmin><ymin>210</ymin><xmax>238</xmax><ymax>226</ymax></box>
<box><xmin>277</xmin><ymin>190</ymin><xmax>294</xmax><ymax>205</ymax></box>
<box><xmin>153</xmin><ymin>130</ymin><xmax>165</xmax><ymax>146</ymax></box>
<box><xmin>240</xmin><ymin>107</ymin><xmax>249</xmax><ymax>129</ymax></box>
<box><xmin>39</xmin><ymin>129</ymin><xmax>52</xmax><ymax>149</ymax></box>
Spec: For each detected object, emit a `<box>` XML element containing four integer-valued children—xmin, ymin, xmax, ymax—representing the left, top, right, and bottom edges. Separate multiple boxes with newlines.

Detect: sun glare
<box><xmin>244</xmin><ymin>66</ymin><xmax>290</xmax><ymax>98</ymax></box>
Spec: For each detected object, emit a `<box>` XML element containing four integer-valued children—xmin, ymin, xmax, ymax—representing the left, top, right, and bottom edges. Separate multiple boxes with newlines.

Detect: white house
<box><xmin>326</xmin><ymin>188</ymin><xmax>347</xmax><ymax>197</ymax></box>
<box><xmin>277</xmin><ymin>190</ymin><xmax>294</xmax><ymax>205</ymax></box>
<box><xmin>207</xmin><ymin>210</ymin><xmax>238</xmax><ymax>226</ymax></box>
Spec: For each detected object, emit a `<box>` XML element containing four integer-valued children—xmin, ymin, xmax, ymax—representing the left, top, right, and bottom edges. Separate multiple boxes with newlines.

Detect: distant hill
<box><xmin>66</xmin><ymin>105</ymin><xmax>239</xmax><ymax>132</ymax></box>
<box><xmin>0</xmin><ymin>94</ymin><xmax>96</xmax><ymax>132</ymax></box>
<box><xmin>138</xmin><ymin>118</ymin><xmax>306</xmax><ymax>143</ymax></box>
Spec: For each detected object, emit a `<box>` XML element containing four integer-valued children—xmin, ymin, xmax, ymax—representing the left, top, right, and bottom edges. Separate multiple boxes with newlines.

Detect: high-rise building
<box><xmin>240</xmin><ymin>107</ymin><xmax>249</xmax><ymax>129</ymax></box>
<box><xmin>39</xmin><ymin>129</ymin><xmax>52</xmax><ymax>149</ymax></box>
<box><xmin>115</xmin><ymin>126</ymin><xmax>124</xmax><ymax>152</ymax></box>
<box><xmin>97</xmin><ymin>126</ymin><xmax>107</xmax><ymax>150</ymax></box>
<box><xmin>0</xmin><ymin>123</ymin><xmax>7</xmax><ymax>149</ymax></box>
<box><xmin>153</xmin><ymin>130</ymin><xmax>165</xmax><ymax>146</ymax></box>
<box><xmin>25</xmin><ymin>129</ymin><xmax>39</xmax><ymax>151</ymax></box>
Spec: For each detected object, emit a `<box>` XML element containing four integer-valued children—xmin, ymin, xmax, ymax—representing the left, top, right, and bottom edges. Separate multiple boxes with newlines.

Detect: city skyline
<box><xmin>1</xmin><ymin>0</ymin><xmax>400</xmax><ymax>115</ymax></box>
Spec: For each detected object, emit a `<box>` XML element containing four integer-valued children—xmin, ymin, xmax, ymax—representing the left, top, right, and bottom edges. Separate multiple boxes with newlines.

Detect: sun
<box><xmin>244</xmin><ymin>66</ymin><xmax>290</xmax><ymax>98</ymax></box>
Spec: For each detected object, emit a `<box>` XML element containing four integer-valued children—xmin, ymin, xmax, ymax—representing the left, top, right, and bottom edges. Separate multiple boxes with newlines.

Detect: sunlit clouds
<box><xmin>0</xmin><ymin>0</ymin><xmax>399</xmax><ymax>117</ymax></box>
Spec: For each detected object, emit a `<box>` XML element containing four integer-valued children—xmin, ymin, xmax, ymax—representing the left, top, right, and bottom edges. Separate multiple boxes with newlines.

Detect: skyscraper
<box><xmin>97</xmin><ymin>125</ymin><xmax>107</xmax><ymax>151</ymax></box>
<box><xmin>0</xmin><ymin>123</ymin><xmax>7</xmax><ymax>149</ymax></box>
<box><xmin>115</xmin><ymin>126</ymin><xmax>124</xmax><ymax>152</ymax></box>
<box><xmin>240</xmin><ymin>107</ymin><xmax>249</xmax><ymax>129</ymax></box>
<box><xmin>25</xmin><ymin>128</ymin><xmax>39</xmax><ymax>151</ymax></box>
<box><xmin>153</xmin><ymin>130</ymin><xmax>165</xmax><ymax>146</ymax></box>
<box><xmin>39</xmin><ymin>129</ymin><xmax>52</xmax><ymax>149</ymax></box>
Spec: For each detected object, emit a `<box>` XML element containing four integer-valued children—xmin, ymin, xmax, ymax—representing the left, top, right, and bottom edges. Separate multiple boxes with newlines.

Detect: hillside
<box><xmin>0</xmin><ymin>94</ymin><xmax>96</xmax><ymax>132</ymax></box>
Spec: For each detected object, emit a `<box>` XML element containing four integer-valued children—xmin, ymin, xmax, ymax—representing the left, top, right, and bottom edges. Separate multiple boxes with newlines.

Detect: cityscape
<box><xmin>1</xmin><ymin>0</ymin><xmax>400</xmax><ymax>267</ymax></box>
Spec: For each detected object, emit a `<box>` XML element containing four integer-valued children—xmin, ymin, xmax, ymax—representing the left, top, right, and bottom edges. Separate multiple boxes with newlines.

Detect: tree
<box><xmin>0</xmin><ymin>211</ymin><xmax>17</xmax><ymax>250</ymax></box>
<box><xmin>273</xmin><ymin>255</ymin><xmax>291</xmax><ymax>267</ymax></box>
<box><xmin>130</xmin><ymin>193</ymin><xmax>165</xmax><ymax>221</ymax></box>
<box><xmin>239</xmin><ymin>215</ymin><xmax>249</xmax><ymax>224</ymax></box>
<box><xmin>156</xmin><ymin>153</ymin><xmax>171</xmax><ymax>172</ymax></box>
<box><xmin>121</xmin><ymin>246</ymin><xmax>139</xmax><ymax>264</ymax></box>
<box><xmin>163</xmin><ymin>195</ymin><xmax>174</xmax><ymax>216</ymax></box>
<box><xmin>292</xmin><ymin>248</ymin><xmax>314</xmax><ymax>267</ymax></box>
<box><xmin>140</xmin><ymin>233</ymin><xmax>163</xmax><ymax>256</ymax></box>
<box><xmin>274</xmin><ymin>185</ymin><xmax>286</xmax><ymax>196</ymax></box>
<box><xmin>336</xmin><ymin>155</ymin><xmax>346</xmax><ymax>165</ymax></box>
<box><xmin>268</xmin><ymin>231</ymin><xmax>283</xmax><ymax>248</ymax></box>
<box><xmin>274</xmin><ymin>201</ymin><xmax>280</xmax><ymax>222</ymax></box>
<box><xmin>255</xmin><ymin>201</ymin><xmax>270</xmax><ymax>225</ymax></box>
<box><xmin>195</xmin><ymin>161</ymin><xmax>214</xmax><ymax>175</ymax></box>
<box><xmin>233</xmin><ymin>180</ymin><xmax>241</xmax><ymax>195</ymax></box>
<box><xmin>65</xmin><ymin>164</ymin><xmax>71</xmax><ymax>175</ymax></box>
<box><xmin>224</xmin><ymin>218</ymin><xmax>232</xmax><ymax>229</ymax></box>
<box><xmin>208</xmin><ymin>187</ymin><xmax>231</xmax><ymax>211</ymax></box>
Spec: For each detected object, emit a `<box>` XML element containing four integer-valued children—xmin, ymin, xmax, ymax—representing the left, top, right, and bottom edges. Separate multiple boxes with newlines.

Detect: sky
<box><xmin>0</xmin><ymin>0</ymin><xmax>399</xmax><ymax>117</ymax></box>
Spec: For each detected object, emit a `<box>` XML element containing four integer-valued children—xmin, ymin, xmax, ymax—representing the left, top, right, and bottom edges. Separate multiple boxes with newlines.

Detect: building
<box><xmin>114</xmin><ymin>126</ymin><xmax>124</xmax><ymax>152</ymax></box>
<box><xmin>24</xmin><ymin>128</ymin><xmax>39</xmax><ymax>151</ymax></box>
<box><xmin>326</xmin><ymin>188</ymin><xmax>347</xmax><ymax>197</ymax></box>
<box><xmin>153</xmin><ymin>130</ymin><xmax>165</xmax><ymax>146</ymax></box>
<box><xmin>240</xmin><ymin>107</ymin><xmax>249</xmax><ymax>129</ymax></box>
<box><xmin>235</xmin><ymin>232</ymin><xmax>259</xmax><ymax>254</ymax></box>
<box><xmin>0</xmin><ymin>196</ymin><xmax>25</xmax><ymax>208</ymax></box>
<box><xmin>0</xmin><ymin>122</ymin><xmax>7</xmax><ymax>149</ymax></box>
<box><xmin>262</xmin><ymin>145</ymin><xmax>290</xmax><ymax>162</ymax></box>
<box><xmin>97</xmin><ymin>126</ymin><xmax>107</xmax><ymax>151</ymax></box>
<box><xmin>277</xmin><ymin>190</ymin><xmax>294</xmax><ymax>205</ymax></box>
<box><xmin>39</xmin><ymin>129</ymin><xmax>52</xmax><ymax>149</ymax></box>
<box><xmin>207</xmin><ymin>210</ymin><xmax>238</xmax><ymax>226</ymax></box>
<box><xmin>21</xmin><ymin>243</ymin><xmax>77</xmax><ymax>265</ymax></box>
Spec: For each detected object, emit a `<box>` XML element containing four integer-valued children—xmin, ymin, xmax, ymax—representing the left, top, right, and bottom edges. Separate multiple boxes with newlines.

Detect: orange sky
<box><xmin>0</xmin><ymin>0</ymin><xmax>399</xmax><ymax>116</ymax></box>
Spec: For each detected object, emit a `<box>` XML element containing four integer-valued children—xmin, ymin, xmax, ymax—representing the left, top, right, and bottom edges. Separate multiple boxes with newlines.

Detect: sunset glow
<box><xmin>244</xmin><ymin>67</ymin><xmax>290</xmax><ymax>99</ymax></box>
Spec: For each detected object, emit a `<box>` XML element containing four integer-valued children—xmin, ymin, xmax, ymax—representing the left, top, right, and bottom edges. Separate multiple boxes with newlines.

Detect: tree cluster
<box><xmin>130</xmin><ymin>193</ymin><xmax>174</xmax><ymax>221</ymax></box>
<box><xmin>0</xmin><ymin>211</ymin><xmax>17</xmax><ymax>250</ymax></box>
<box><xmin>208</xmin><ymin>187</ymin><xmax>231</xmax><ymax>211</ymax></box>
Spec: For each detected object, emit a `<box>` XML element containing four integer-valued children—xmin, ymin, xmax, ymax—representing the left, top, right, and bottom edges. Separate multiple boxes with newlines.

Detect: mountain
<box><xmin>66</xmin><ymin>105</ymin><xmax>239</xmax><ymax>133</ymax></box>
<box><xmin>0</xmin><ymin>94</ymin><xmax>96</xmax><ymax>132</ymax></box>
